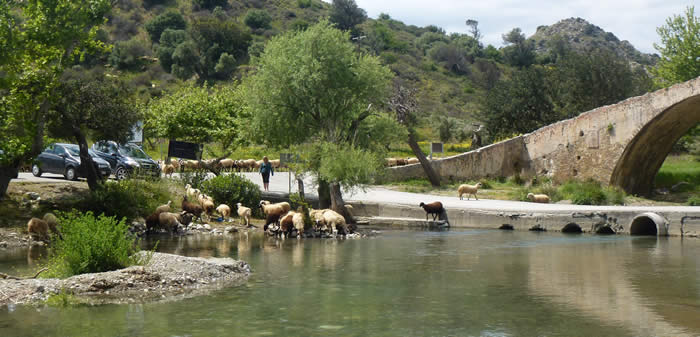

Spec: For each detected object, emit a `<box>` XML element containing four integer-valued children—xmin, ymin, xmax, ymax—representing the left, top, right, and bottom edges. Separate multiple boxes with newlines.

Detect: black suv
<box><xmin>91</xmin><ymin>141</ymin><xmax>160</xmax><ymax>180</ymax></box>
<box><xmin>32</xmin><ymin>143</ymin><xmax>112</xmax><ymax>180</ymax></box>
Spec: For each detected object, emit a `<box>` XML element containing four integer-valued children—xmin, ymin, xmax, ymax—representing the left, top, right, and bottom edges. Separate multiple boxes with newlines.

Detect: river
<box><xmin>1</xmin><ymin>229</ymin><xmax>699</xmax><ymax>336</ymax></box>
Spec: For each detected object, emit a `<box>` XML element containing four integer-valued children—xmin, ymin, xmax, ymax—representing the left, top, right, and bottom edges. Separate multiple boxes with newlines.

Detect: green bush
<box><xmin>145</xmin><ymin>11</ymin><xmax>186</xmax><ymax>42</ymax></box>
<box><xmin>81</xmin><ymin>180</ymin><xmax>172</xmax><ymax>221</ymax></box>
<box><xmin>109</xmin><ymin>38</ymin><xmax>150</xmax><ymax>71</ymax></box>
<box><xmin>687</xmin><ymin>196</ymin><xmax>700</xmax><ymax>206</ymax></box>
<box><xmin>44</xmin><ymin>212</ymin><xmax>142</xmax><ymax>278</ymax></box>
<box><xmin>245</xmin><ymin>9</ymin><xmax>272</xmax><ymax>30</ymax></box>
<box><xmin>200</xmin><ymin>174</ymin><xmax>261</xmax><ymax>211</ymax></box>
<box><xmin>179</xmin><ymin>170</ymin><xmax>210</xmax><ymax>190</ymax></box>
<box><xmin>559</xmin><ymin>180</ymin><xmax>605</xmax><ymax>205</ymax></box>
<box><xmin>297</xmin><ymin>0</ymin><xmax>312</xmax><ymax>8</ymax></box>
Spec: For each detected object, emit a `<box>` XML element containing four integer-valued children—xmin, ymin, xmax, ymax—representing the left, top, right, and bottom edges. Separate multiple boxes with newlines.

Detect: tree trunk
<box><xmin>297</xmin><ymin>177</ymin><xmax>305</xmax><ymax>200</ymax></box>
<box><xmin>75</xmin><ymin>131</ymin><xmax>100</xmax><ymax>191</ymax></box>
<box><xmin>408</xmin><ymin>131</ymin><xmax>441</xmax><ymax>187</ymax></box>
<box><xmin>317</xmin><ymin>179</ymin><xmax>331</xmax><ymax>209</ymax></box>
<box><xmin>329</xmin><ymin>182</ymin><xmax>354</xmax><ymax>224</ymax></box>
<box><xmin>0</xmin><ymin>164</ymin><xmax>18</xmax><ymax>201</ymax></box>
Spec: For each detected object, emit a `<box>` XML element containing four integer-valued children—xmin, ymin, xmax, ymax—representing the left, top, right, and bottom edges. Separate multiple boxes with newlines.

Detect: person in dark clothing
<box><xmin>260</xmin><ymin>156</ymin><xmax>274</xmax><ymax>191</ymax></box>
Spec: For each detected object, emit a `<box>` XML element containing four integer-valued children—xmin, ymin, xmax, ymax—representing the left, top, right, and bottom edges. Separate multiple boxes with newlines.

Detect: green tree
<box><xmin>652</xmin><ymin>6</ymin><xmax>700</xmax><ymax>87</ymax></box>
<box><xmin>146</xmin><ymin>83</ymin><xmax>241</xmax><ymax>163</ymax></box>
<box><xmin>48</xmin><ymin>71</ymin><xmax>141</xmax><ymax>190</ymax></box>
<box><xmin>501</xmin><ymin>28</ymin><xmax>535</xmax><ymax>68</ymax></box>
<box><xmin>480</xmin><ymin>66</ymin><xmax>556</xmax><ymax>139</ymax></box>
<box><xmin>244</xmin><ymin>9</ymin><xmax>272</xmax><ymax>30</ymax></box>
<box><xmin>145</xmin><ymin>11</ymin><xmax>186</xmax><ymax>43</ymax></box>
<box><xmin>0</xmin><ymin>0</ymin><xmax>112</xmax><ymax>199</ymax></box>
<box><xmin>156</xmin><ymin>29</ymin><xmax>187</xmax><ymax>73</ymax></box>
<box><xmin>329</xmin><ymin>0</ymin><xmax>367</xmax><ymax>31</ymax></box>
<box><xmin>194</xmin><ymin>0</ymin><xmax>227</xmax><ymax>10</ymax></box>
<box><xmin>108</xmin><ymin>37</ymin><xmax>150</xmax><ymax>71</ymax></box>
<box><xmin>241</xmin><ymin>20</ymin><xmax>395</xmax><ymax>215</ymax></box>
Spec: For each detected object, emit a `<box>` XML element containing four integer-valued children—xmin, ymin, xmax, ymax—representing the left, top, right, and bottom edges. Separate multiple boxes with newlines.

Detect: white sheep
<box><xmin>185</xmin><ymin>184</ymin><xmax>200</xmax><ymax>200</ymax></box>
<box><xmin>292</xmin><ymin>212</ymin><xmax>305</xmax><ymax>235</ymax></box>
<box><xmin>458</xmin><ymin>183</ymin><xmax>482</xmax><ymax>200</ymax></box>
<box><xmin>407</xmin><ymin>157</ymin><xmax>419</xmax><ymax>165</ymax></box>
<box><xmin>158</xmin><ymin>212</ymin><xmax>194</xmax><ymax>233</ymax></box>
<box><xmin>216</xmin><ymin>204</ymin><xmax>231</xmax><ymax>219</ymax></box>
<box><xmin>162</xmin><ymin>164</ymin><xmax>175</xmax><ymax>178</ymax></box>
<box><xmin>386</xmin><ymin>158</ymin><xmax>398</xmax><ymax>167</ymax></box>
<box><xmin>321</xmin><ymin>210</ymin><xmax>347</xmax><ymax>235</ymax></box>
<box><xmin>220</xmin><ymin>159</ymin><xmax>234</xmax><ymax>171</ymax></box>
<box><xmin>527</xmin><ymin>193</ymin><xmax>550</xmax><ymax>203</ymax></box>
<box><xmin>237</xmin><ymin>203</ymin><xmax>252</xmax><ymax>226</ymax></box>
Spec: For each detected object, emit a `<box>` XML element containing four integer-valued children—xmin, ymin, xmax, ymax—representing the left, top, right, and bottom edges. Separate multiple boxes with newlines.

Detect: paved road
<box><xmin>14</xmin><ymin>172</ymin><xmax>699</xmax><ymax>213</ymax></box>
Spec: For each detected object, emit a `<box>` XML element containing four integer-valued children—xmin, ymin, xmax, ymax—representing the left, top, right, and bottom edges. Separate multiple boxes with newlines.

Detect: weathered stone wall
<box><xmin>383</xmin><ymin>76</ymin><xmax>700</xmax><ymax>191</ymax></box>
<box><xmin>379</xmin><ymin>136</ymin><xmax>528</xmax><ymax>183</ymax></box>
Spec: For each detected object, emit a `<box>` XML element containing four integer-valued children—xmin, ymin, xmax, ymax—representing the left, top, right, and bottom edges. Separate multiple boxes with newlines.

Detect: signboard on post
<box><xmin>167</xmin><ymin>140</ymin><xmax>202</xmax><ymax>160</ymax></box>
<box><xmin>430</xmin><ymin>142</ymin><xmax>443</xmax><ymax>160</ymax></box>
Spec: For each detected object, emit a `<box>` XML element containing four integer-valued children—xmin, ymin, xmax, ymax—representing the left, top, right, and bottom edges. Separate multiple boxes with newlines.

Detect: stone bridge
<box><xmin>384</xmin><ymin>76</ymin><xmax>700</xmax><ymax>195</ymax></box>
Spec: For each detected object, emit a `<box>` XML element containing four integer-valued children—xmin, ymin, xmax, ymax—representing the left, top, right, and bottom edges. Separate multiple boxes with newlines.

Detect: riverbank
<box><xmin>0</xmin><ymin>251</ymin><xmax>250</xmax><ymax>306</ymax></box>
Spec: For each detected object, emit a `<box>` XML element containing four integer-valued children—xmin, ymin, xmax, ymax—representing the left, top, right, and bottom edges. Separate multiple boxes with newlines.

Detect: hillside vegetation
<box><xmin>87</xmin><ymin>0</ymin><xmax>657</xmax><ymax>143</ymax></box>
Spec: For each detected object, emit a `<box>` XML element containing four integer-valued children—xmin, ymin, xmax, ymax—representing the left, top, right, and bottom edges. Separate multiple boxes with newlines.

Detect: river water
<box><xmin>1</xmin><ymin>229</ymin><xmax>699</xmax><ymax>337</ymax></box>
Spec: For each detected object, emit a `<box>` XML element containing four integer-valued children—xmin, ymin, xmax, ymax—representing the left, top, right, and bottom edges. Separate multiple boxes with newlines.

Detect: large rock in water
<box><xmin>0</xmin><ymin>252</ymin><xmax>251</xmax><ymax>305</ymax></box>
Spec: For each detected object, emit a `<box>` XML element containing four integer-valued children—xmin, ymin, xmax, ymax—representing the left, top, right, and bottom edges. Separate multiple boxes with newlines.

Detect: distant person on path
<box><xmin>260</xmin><ymin>156</ymin><xmax>274</xmax><ymax>191</ymax></box>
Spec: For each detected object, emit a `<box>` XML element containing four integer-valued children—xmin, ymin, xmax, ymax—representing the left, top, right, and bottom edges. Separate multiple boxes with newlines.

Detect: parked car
<box><xmin>32</xmin><ymin>143</ymin><xmax>112</xmax><ymax>180</ymax></box>
<box><xmin>91</xmin><ymin>141</ymin><xmax>160</xmax><ymax>180</ymax></box>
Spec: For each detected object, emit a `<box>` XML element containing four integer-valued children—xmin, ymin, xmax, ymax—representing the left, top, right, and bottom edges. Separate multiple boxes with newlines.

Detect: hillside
<box><xmin>530</xmin><ymin>17</ymin><xmax>658</xmax><ymax>66</ymax></box>
<box><xmin>91</xmin><ymin>0</ymin><xmax>657</xmax><ymax>142</ymax></box>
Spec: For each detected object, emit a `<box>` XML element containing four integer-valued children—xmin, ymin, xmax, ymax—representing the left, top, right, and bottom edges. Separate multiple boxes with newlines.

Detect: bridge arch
<box><xmin>610</xmin><ymin>94</ymin><xmax>700</xmax><ymax>195</ymax></box>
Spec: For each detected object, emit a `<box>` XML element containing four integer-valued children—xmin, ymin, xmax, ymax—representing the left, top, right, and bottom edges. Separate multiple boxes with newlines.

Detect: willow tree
<box><xmin>241</xmin><ymin>20</ymin><xmax>397</xmax><ymax>216</ymax></box>
<box><xmin>0</xmin><ymin>0</ymin><xmax>112</xmax><ymax>199</ymax></box>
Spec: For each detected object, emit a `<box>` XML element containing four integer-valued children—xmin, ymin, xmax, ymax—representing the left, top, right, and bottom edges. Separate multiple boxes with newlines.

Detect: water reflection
<box><xmin>0</xmin><ymin>231</ymin><xmax>699</xmax><ymax>337</ymax></box>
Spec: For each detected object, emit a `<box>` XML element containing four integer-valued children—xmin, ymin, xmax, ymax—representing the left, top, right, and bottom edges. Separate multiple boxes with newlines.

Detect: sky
<box><xmin>328</xmin><ymin>0</ymin><xmax>693</xmax><ymax>54</ymax></box>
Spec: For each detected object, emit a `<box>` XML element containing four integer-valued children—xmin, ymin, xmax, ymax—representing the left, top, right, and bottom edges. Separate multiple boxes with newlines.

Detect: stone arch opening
<box><xmin>561</xmin><ymin>223</ymin><xmax>582</xmax><ymax>233</ymax></box>
<box><xmin>610</xmin><ymin>95</ymin><xmax>700</xmax><ymax>195</ymax></box>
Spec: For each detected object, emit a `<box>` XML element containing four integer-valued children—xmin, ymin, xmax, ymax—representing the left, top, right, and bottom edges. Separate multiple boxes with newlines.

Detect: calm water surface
<box><xmin>1</xmin><ymin>229</ymin><xmax>699</xmax><ymax>337</ymax></box>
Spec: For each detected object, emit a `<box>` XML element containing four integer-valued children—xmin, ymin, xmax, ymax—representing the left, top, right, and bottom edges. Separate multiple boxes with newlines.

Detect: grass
<box><xmin>653</xmin><ymin>154</ymin><xmax>700</xmax><ymax>204</ymax></box>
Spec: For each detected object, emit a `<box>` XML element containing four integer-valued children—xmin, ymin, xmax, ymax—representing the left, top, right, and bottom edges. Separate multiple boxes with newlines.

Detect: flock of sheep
<box><xmin>143</xmin><ymin>183</ymin><xmax>353</xmax><ymax>238</ymax></box>
<box><xmin>160</xmin><ymin>158</ymin><xmax>284</xmax><ymax>177</ymax></box>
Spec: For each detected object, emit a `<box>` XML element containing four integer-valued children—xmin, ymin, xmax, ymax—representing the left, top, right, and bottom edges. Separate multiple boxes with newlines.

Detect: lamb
<box><xmin>309</xmin><ymin>208</ymin><xmax>327</xmax><ymax>229</ymax></box>
<box><xmin>407</xmin><ymin>157</ymin><xmax>419</xmax><ymax>165</ymax></box>
<box><xmin>419</xmin><ymin>201</ymin><xmax>444</xmax><ymax>221</ymax></box>
<box><xmin>292</xmin><ymin>211</ymin><xmax>306</xmax><ymax>235</ymax></box>
<box><xmin>321</xmin><ymin>209</ymin><xmax>348</xmax><ymax>235</ymax></box>
<box><xmin>185</xmin><ymin>184</ymin><xmax>200</xmax><ymax>200</ymax></box>
<box><xmin>386</xmin><ymin>158</ymin><xmax>398</xmax><ymax>167</ymax></box>
<box><xmin>182</xmin><ymin>196</ymin><xmax>204</xmax><ymax>222</ymax></box>
<box><xmin>236</xmin><ymin>203</ymin><xmax>252</xmax><ymax>226</ymax></box>
<box><xmin>264</xmin><ymin>212</ymin><xmax>282</xmax><ymax>232</ymax></box>
<box><xmin>220</xmin><ymin>159</ymin><xmax>234</xmax><ymax>171</ymax></box>
<box><xmin>527</xmin><ymin>193</ymin><xmax>550</xmax><ymax>203</ymax></box>
<box><xmin>157</xmin><ymin>211</ymin><xmax>194</xmax><ymax>233</ymax></box>
<box><xmin>155</xmin><ymin>200</ymin><xmax>172</xmax><ymax>214</ymax></box>
<box><xmin>458</xmin><ymin>183</ymin><xmax>482</xmax><ymax>200</ymax></box>
<box><xmin>161</xmin><ymin>164</ymin><xmax>175</xmax><ymax>178</ymax></box>
<box><xmin>216</xmin><ymin>204</ymin><xmax>231</xmax><ymax>219</ymax></box>
<box><xmin>279</xmin><ymin>211</ymin><xmax>296</xmax><ymax>236</ymax></box>
<box><xmin>27</xmin><ymin>213</ymin><xmax>61</xmax><ymax>242</ymax></box>
<box><xmin>244</xmin><ymin>159</ymin><xmax>257</xmax><ymax>172</ymax></box>
<box><xmin>270</xmin><ymin>159</ymin><xmax>281</xmax><ymax>168</ymax></box>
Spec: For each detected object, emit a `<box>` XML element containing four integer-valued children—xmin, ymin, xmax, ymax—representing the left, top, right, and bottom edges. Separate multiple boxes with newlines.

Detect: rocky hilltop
<box><xmin>530</xmin><ymin>17</ymin><xmax>658</xmax><ymax>65</ymax></box>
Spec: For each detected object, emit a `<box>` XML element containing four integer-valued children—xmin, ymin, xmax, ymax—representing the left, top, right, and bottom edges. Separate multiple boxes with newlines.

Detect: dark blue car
<box><xmin>91</xmin><ymin>141</ymin><xmax>160</xmax><ymax>180</ymax></box>
<box><xmin>32</xmin><ymin>143</ymin><xmax>112</xmax><ymax>180</ymax></box>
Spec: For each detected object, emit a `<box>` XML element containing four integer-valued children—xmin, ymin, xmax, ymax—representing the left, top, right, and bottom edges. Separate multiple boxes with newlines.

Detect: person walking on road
<box><xmin>260</xmin><ymin>156</ymin><xmax>274</xmax><ymax>191</ymax></box>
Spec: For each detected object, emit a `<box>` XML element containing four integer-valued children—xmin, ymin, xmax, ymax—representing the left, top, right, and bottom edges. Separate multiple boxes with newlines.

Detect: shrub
<box><xmin>44</xmin><ymin>212</ymin><xmax>142</xmax><ymax>278</ymax></box>
<box><xmin>194</xmin><ymin>0</ymin><xmax>227</xmax><ymax>10</ymax></box>
<box><xmin>179</xmin><ymin>170</ymin><xmax>210</xmax><ymax>190</ymax></box>
<box><xmin>297</xmin><ymin>0</ymin><xmax>312</xmax><ymax>8</ymax></box>
<box><xmin>81</xmin><ymin>180</ymin><xmax>172</xmax><ymax>221</ymax></box>
<box><xmin>109</xmin><ymin>38</ymin><xmax>150</xmax><ymax>71</ymax></box>
<box><xmin>245</xmin><ymin>9</ymin><xmax>272</xmax><ymax>30</ymax></box>
<box><xmin>559</xmin><ymin>180</ymin><xmax>607</xmax><ymax>205</ymax></box>
<box><xmin>200</xmin><ymin>174</ymin><xmax>261</xmax><ymax>211</ymax></box>
<box><xmin>688</xmin><ymin>196</ymin><xmax>700</xmax><ymax>206</ymax></box>
<box><xmin>145</xmin><ymin>11</ymin><xmax>186</xmax><ymax>42</ymax></box>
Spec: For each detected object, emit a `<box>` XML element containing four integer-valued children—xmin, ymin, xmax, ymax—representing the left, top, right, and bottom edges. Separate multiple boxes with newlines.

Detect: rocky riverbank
<box><xmin>0</xmin><ymin>251</ymin><xmax>250</xmax><ymax>306</ymax></box>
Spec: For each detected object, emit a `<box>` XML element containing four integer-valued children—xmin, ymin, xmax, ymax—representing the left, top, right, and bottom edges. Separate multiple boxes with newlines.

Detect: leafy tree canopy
<box><xmin>145</xmin><ymin>11</ymin><xmax>186</xmax><ymax>43</ymax></box>
<box><xmin>329</xmin><ymin>0</ymin><xmax>367</xmax><ymax>31</ymax></box>
<box><xmin>652</xmin><ymin>6</ymin><xmax>700</xmax><ymax>87</ymax></box>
